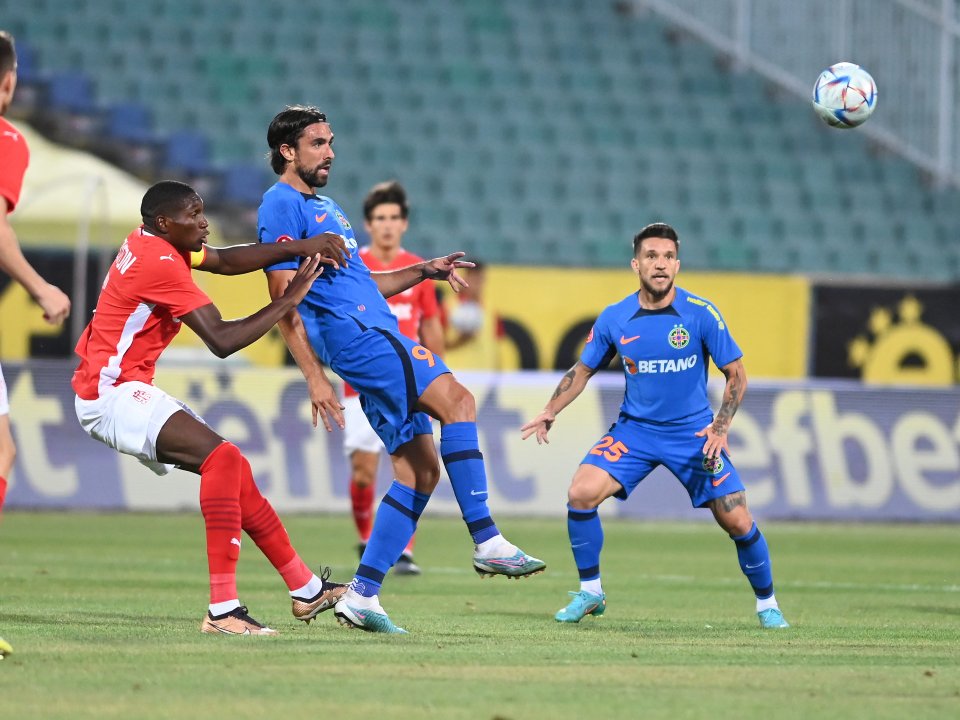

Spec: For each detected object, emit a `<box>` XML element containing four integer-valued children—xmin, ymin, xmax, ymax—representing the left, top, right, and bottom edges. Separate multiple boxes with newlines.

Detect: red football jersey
<box><xmin>343</xmin><ymin>246</ymin><xmax>439</xmax><ymax>398</ymax></box>
<box><xmin>72</xmin><ymin>227</ymin><xmax>212</xmax><ymax>400</ymax></box>
<box><xmin>0</xmin><ymin>117</ymin><xmax>29</xmax><ymax>213</ymax></box>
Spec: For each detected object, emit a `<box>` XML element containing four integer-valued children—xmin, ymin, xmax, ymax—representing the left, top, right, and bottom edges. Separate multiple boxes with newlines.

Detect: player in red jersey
<box><xmin>72</xmin><ymin>180</ymin><xmax>352</xmax><ymax>636</ymax></box>
<box><xmin>343</xmin><ymin>181</ymin><xmax>444</xmax><ymax>575</ymax></box>
<box><xmin>0</xmin><ymin>31</ymin><xmax>71</xmax><ymax>525</ymax></box>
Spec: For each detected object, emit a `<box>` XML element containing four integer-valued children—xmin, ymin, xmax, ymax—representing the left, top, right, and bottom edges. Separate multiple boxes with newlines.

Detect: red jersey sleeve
<box><xmin>0</xmin><ymin>119</ymin><xmax>29</xmax><ymax>213</ymax></box>
<box><xmin>136</xmin><ymin>250</ymin><xmax>212</xmax><ymax>318</ymax></box>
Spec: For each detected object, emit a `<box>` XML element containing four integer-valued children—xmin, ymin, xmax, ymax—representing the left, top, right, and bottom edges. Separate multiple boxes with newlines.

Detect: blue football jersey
<box><xmin>580</xmin><ymin>286</ymin><xmax>742</xmax><ymax>425</ymax></box>
<box><xmin>257</xmin><ymin>181</ymin><xmax>400</xmax><ymax>364</ymax></box>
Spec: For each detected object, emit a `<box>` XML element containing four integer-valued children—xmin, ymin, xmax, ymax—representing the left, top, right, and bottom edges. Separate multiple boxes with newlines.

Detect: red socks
<box><xmin>239</xmin><ymin>455</ymin><xmax>312</xmax><ymax>591</ymax></box>
<box><xmin>352</xmin><ymin>480</ymin><xmax>418</xmax><ymax>552</ymax></box>
<box><xmin>0</xmin><ymin>475</ymin><xmax>7</xmax><ymax>516</ymax></box>
<box><xmin>199</xmin><ymin>443</ymin><xmax>244</xmax><ymax>605</ymax></box>
<box><xmin>350</xmin><ymin>480</ymin><xmax>374</xmax><ymax>542</ymax></box>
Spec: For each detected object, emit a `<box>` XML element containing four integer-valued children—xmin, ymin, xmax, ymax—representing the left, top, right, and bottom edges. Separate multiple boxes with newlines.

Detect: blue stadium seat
<box><xmin>13</xmin><ymin>39</ymin><xmax>40</xmax><ymax>84</ymax></box>
<box><xmin>104</xmin><ymin>102</ymin><xmax>155</xmax><ymax>144</ymax></box>
<box><xmin>216</xmin><ymin>163</ymin><xmax>271</xmax><ymax>207</ymax></box>
<box><xmin>45</xmin><ymin>71</ymin><xmax>97</xmax><ymax>114</ymax></box>
<box><xmin>164</xmin><ymin>130</ymin><xmax>213</xmax><ymax>176</ymax></box>
<box><xmin>8</xmin><ymin>0</ymin><xmax>958</xmax><ymax>278</ymax></box>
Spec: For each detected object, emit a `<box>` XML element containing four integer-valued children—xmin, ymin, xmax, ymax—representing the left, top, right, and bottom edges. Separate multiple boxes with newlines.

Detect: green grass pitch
<box><xmin>1</xmin><ymin>512</ymin><xmax>957</xmax><ymax>719</ymax></box>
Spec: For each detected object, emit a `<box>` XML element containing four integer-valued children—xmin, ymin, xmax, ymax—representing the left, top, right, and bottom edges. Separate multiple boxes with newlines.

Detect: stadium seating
<box><xmin>4</xmin><ymin>0</ymin><xmax>958</xmax><ymax>278</ymax></box>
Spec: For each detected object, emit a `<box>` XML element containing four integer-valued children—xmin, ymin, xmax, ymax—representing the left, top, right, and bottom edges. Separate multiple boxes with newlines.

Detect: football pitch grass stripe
<box><xmin>427</xmin><ymin>565</ymin><xmax>960</xmax><ymax>593</ymax></box>
<box><xmin>1</xmin><ymin>512</ymin><xmax>958</xmax><ymax>720</ymax></box>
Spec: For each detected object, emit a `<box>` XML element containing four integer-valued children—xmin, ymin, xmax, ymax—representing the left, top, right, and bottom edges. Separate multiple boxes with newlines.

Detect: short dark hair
<box><xmin>363</xmin><ymin>180</ymin><xmax>409</xmax><ymax>220</ymax></box>
<box><xmin>0</xmin><ymin>31</ymin><xmax>17</xmax><ymax>75</ymax></box>
<box><xmin>266</xmin><ymin>105</ymin><xmax>327</xmax><ymax>175</ymax></box>
<box><xmin>632</xmin><ymin>222</ymin><xmax>679</xmax><ymax>255</ymax></box>
<box><xmin>141</xmin><ymin>180</ymin><xmax>198</xmax><ymax>220</ymax></box>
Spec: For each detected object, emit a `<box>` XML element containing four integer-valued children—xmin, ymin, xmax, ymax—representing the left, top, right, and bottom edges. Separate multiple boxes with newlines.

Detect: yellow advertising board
<box><xmin>0</xmin><ymin>261</ymin><xmax>808</xmax><ymax>379</ymax></box>
<box><xmin>479</xmin><ymin>267</ymin><xmax>810</xmax><ymax>378</ymax></box>
<box><xmin>175</xmin><ymin>266</ymin><xmax>810</xmax><ymax>378</ymax></box>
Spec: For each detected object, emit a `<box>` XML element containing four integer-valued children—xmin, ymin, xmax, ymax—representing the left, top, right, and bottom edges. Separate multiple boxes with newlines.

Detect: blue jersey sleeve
<box><xmin>579</xmin><ymin>308</ymin><xmax>617</xmax><ymax>370</ymax></box>
<box><xmin>698</xmin><ymin>300</ymin><xmax>742</xmax><ymax>369</ymax></box>
<box><xmin>258</xmin><ymin>193</ymin><xmax>304</xmax><ymax>272</ymax></box>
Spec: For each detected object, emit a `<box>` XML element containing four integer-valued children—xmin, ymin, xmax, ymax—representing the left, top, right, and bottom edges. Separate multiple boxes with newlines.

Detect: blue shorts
<box><xmin>580</xmin><ymin>415</ymin><xmax>745</xmax><ymax>508</ymax></box>
<box><xmin>330</xmin><ymin>328</ymin><xmax>449</xmax><ymax>454</ymax></box>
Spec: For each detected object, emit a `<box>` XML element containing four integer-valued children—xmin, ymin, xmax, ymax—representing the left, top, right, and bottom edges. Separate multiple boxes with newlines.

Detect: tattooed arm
<box><xmin>520</xmin><ymin>361</ymin><xmax>598</xmax><ymax>444</ymax></box>
<box><xmin>696</xmin><ymin>357</ymin><xmax>748</xmax><ymax>459</ymax></box>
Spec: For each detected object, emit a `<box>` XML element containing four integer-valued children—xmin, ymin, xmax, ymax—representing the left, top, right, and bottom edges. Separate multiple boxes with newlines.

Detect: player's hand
<box><xmin>306</xmin><ymin>374</ymin><xmax>344</xmax><ymax>431</ymax></box>
<box><xmin>35</xmin><ymin>282</ymin><xmax>71</xmax><ymax>325</ymax></box>
<box><xmin>300</xmin><ymin>233</ymin><xmax>349</xmax><ymax>270</ymax></box>
<box><xmin>282</xmin><ymin>254</ymin><xmax>323</xmax><ymax>305</ymax></box>
<box><xmin>521</xmin><ymin>410</ymin><xmax>556</xmax><ymax>445</ymax></box>
<box><xmin>695</xmin><ymin>423</ymin><xmax>730</xmax><ymax>459</ymax></box>
<box><xmin>422</xmin><ymin>252</ymin><xmax>474</xmax><ymax>293</ymax></box>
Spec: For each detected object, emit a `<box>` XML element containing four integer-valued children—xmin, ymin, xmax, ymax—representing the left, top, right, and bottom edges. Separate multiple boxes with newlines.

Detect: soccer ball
<box><xmin>812</xmin><ymin>62</ymin><xmax>878</xmax><ymax>128</ymax></box>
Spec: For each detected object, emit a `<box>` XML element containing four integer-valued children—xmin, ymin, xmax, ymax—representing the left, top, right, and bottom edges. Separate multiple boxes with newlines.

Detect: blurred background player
<box><xmin>441</xmin><ymin>259</ymin><xmax>503</xmax><ymax>371</ymax></box>
<box><xmin>344</xmin><ymin>180</ymin><xmax>444</xmax><ymax>575</ymax></box>
<box><xmin>0</xmin><ymin>30</ymin><xmax>71</xmax><ymax>522</ymax></box>
<box><xmin>72</xmin><ymin>180</ymin><xmax>351</xmax><ymax>635</ymax></box>
<box><xmin>522</xmin><ymin>223</ymin><xmax>789</xmax><ymax>629</ymax></box>
<box><xmin>259</xmin><ymin>105</ymin><xmax>545</xmax><ymax>634</ymax></box>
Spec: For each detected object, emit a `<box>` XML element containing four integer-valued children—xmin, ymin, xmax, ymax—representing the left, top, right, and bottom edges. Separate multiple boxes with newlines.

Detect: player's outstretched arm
<box><xmin>695</xmin><ymin>357</ymin><xmax>748</xmax><ymax>459</ymax></box>
<box><xmin>180</xmin><ymin>255</ymin><xmax>323</xmax><ymax>359</ymax></box>
<box><xmin>371</xmin><ymin>252</ymin><xmax>474</xmax><ymax>298</ymax></box>
<box><xmin>0</xmin><ymin>212</ymin><xmax>71</xmax><ymax>324</ymax></box>
<box><xmin>521</xmin><ymin>361</ymin><xmax>598</xmax><ymax>445</ymax></box>
<box><xmin>197</xmin><ymin>232</ymin><xmax>349</xmax><ymax>275</ymax></box>
<box><xmin>265</xmin><ymin>268</ymin><xmax>344</xmax><ymax>431</ymax></box>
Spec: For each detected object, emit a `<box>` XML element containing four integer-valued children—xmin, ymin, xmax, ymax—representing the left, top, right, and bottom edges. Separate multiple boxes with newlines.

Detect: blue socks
<box><xmin>354</xmin><ymin>481</ymin><xmax>430</xmax><ymax>598</ymax></box>
<box><xmin>441</xmin><ymin>422</ymin><xmax>499</xmax><ymax>545</ymax></box>
<box><xmin>567</xmin><ymin>505</ymin><xmax>603</xmax><ymax>581</ymax></box>
<box><xmin>731</xmin><ymin>522</ymin><xmax>775</xmax><ymax>599</ymax></box>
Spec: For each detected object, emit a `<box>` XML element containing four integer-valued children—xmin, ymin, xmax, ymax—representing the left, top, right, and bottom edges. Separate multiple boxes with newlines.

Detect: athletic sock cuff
<box><xmin>731</xmin><ymin>522</ymin><xmax>760</xmax><ymax>545</ymax></box>
<box><xmin>440</xmin><ymin>421</ymin><xmax>478</xmax><ymax>445</ymax></box>
<box><xmin>567</xmin><ymin>505</ymin><xmax>599</xmax><ymax>520</ymax></box>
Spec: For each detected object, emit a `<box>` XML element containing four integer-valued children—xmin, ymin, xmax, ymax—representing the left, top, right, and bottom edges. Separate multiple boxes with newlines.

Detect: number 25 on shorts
<box><xmin>412</xmin><ymin>345</ymin><xmax>436</xmax><ymax>367</ymax></box>
<box><xmin>589</xmin><ymin>435</ymin><xmax>629</xmax><ymax>462</ymax></box>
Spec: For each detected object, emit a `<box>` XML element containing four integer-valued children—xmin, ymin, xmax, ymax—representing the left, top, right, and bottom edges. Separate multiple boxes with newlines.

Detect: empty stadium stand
<box><xmin>4</xmin><ymin>0</ymin><xmax>957</xmax><ymax>278</ymax></box>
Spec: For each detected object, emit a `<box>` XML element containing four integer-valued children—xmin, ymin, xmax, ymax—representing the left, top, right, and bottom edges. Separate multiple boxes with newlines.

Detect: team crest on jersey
<box><xmin>668</xmin><ymin>324</ymin><xmax>690</xmax><ymax>349</ymax></box>
<box><xmin>702</xmin><ymin>454</ymin><xmax>724</xmax><ymax>474</ymax></box>
<box><xmin>335</xmin><ymin>209</ymin><xmax>352</xmax><ymax>230</ymax></box>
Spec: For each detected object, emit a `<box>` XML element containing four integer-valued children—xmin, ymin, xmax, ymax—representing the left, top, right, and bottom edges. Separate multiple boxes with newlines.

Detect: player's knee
<box><xmin>440</xmin><ymin>383</ymin><xmax>476</xmax><ymax>423</ymax></box>
<box><xmin>567</xmin><ymin>480</ymin><xmax>603</xmax><ymax>510</ymax></box>
<box><xmin>713</xmin><ymin>502</ymin><xmax>753</xmax><ymax>536</ymax></box>
<box><xmin>201</xmin><ymin>441</ymin><xmax>244</xmax><ymax>474</ymax></box>
<box><xmin>351</xmin><ymin>466</ymin><xmax>376</xmax><ymax>488</ymax></box>
<box><xmin>417</xmin><ymin>464</ymin><xmax>441</xmax><ymax>494</ymax></box>
<box><xmin>0</xmin><ymin>445</ymin><xmax>17</xmax><ymax>477</ymax></box>
<box><xmin>0</xmin><ymin>440</ymin><xmax>15</xmax><ymax>478</ymax></box>
<box><xmin>725</xmin><ymin>514</ymin><xmax>754</xmax><ymax>536</ymax></box>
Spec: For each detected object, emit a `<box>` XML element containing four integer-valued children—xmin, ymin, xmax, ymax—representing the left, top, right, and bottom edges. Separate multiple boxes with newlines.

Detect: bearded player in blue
<box><xmin>522</xmin><ymin>223</ymin><xmax>789</xmax><ymax>629</ymax></box>
<box><xmin>258</xmin><ymin>106</ymin><xmax>545</xmax><ymax>634</ymax></box>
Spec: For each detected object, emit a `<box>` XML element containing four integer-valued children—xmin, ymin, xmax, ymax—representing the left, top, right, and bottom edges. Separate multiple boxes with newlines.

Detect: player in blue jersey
<box><xmin>258</xmin><ymin>106</ymin><xmax>545</xmax><ymax>634</ymax></box>
<box><xmin>521</xmin><ymin>223</ymin><xmax>789</xmax><ymax>629</ymax></box>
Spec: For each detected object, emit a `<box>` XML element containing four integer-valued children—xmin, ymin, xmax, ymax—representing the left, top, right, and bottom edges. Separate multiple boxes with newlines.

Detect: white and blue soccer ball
<box><xmin>812</xmin><ymin>62</ymin><xmax>878</xmax><ymax>129</ymax></box>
